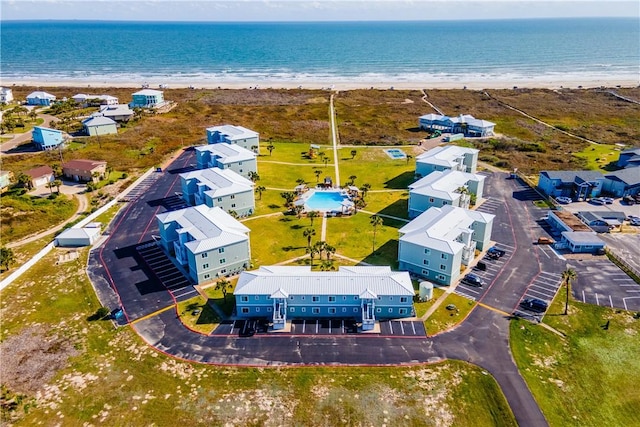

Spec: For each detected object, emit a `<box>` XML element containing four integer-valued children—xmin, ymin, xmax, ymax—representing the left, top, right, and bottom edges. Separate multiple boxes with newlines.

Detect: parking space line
<box><xmin>411</xmin><ymin>322</ymin><xmax>416</xmax><ymax>335</ymax></box>
<box><xmin>595</xmin><ymin>293</ymin><xmax>600</xmax><ymax>305</ymax></box>
<box><xmin>389</xmin><ymin>322</ymin><xmax>394</xmax><ymax>334</ymax></box>
<box><xmin>315</xmin><ymin>320</ymin><xmax>319</xmax><ymax>334</ymax></box>
<box><xmin>626</xmin><ymin>290</ymin><xmax>640</xmax><ymax>293</ymax></box>
<box><xmin>302</xmin><ymin>320</ymin><xmax>306</xmax><ymax>333</ymax></box>
<box><xmin>620</xmin><ymin>284</ymin><xmax>638</xmax><ymax>287</ymax></box>
<box><xmin>582</xmin><ymin>290</ymin><xmax>586</xmax><ymax>303</ymax></box>
<box><xmin>609</xmin><ymin>295</ymin><xmax>614</xmax><ymax>308</ymax></box>
<box><xmin>527</xmin><ymin>289</ymin><xmax>553</xmax><ymax>299</ymax></box>
<box><xmin>400</xmin><ymin>322</ymin><xmax>405</xmax><ymax>335</ymax></box>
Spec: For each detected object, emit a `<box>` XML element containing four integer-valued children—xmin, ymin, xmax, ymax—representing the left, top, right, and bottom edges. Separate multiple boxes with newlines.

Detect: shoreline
<box><xmin>2</xmin><ymin>78</ymin><xmax>639</xmax><ymax>91</ymax></box>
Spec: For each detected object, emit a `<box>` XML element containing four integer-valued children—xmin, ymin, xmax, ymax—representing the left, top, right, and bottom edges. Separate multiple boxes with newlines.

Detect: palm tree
<box><xmin>280</xmin><ymin>191</ymin><xmax>296</xmax><ymax>208</ymax></box>
<box><xmin>313</xmin><ymin>240</ymin><xmax>327</xmax><ymax>260</ymax></box>
<box><xmin>562</xmin><ymin>267</ymin><xmax>577</xmax><ymax>315</ymax></box>
<box><xmin>370</xmin><ymin>215</ymin><xmax>383</xmax><ymax>252</ymax></box>
<box><xmin>52</xmin><ymin>179</ymin><xmax>62</xmax><ymax>194</ymax></box>
<box><xmin>320</xmin><ymin>260</ymin><xmax>335</xmax><ymax>271</ymax></box>
<box><xmin>255</xmin><ymin>185</ymin><xmax>266</xmax><ymax>200</ymax></box>
<box><xmin>296</xmin><ymin>178</ymin><xmax>306</xmax><ymax>186</ymax></box>
<box><xmin>322</xmin><ymin>156</ymin><xmax>329</xmax><ymax>168</ymax></box>
<box><xmin>307</xmin><ymin>245</ymin><xmax>320</xmax><ymax>268</ymax></box>
<box><xmin>214</xmin><ymin>278</ymin><xmax>233</xmax><ymax>303</ymax></box>
<box><xmin>324</xmin><ymin>243</ymin><xmax>336</xmax><ymax>260</ymax></box>
<box><xmin>0</xmin><ymin>247</ymin><xmax>15</xmax><ymax>272</ymax></box>
<box><xmin>350</xmin><ymin>149</ymin><xmax>357</xmax><ymax>159</ymax></box>
<box><xmin>360</xmin><ymin>183</ymin><xmax>371</xmax><ymax>201</ymax></box>
<box><xmin>294</xmin><ymin>205</ymin><xmax>304</xmax><ymax>218</ymax></box>
<box><xmin>307</xmin><ymin>210</ymin><xmax>320</xmax><ymax>226</ymax></box>
<box><xmin>406</xmin><ymin>154</ymin><xmax>413</xmax><ymax>164</ymax></box>
<box><xmin>46</xmin><ymin>181</ymin><xmax>55</xmax><ymax>194</ymax></box>
<box><xmin>303</xmin><ymin>228</ymin><xmax>316</xmax><ymax>251</ymax></box>
<box><xmin>267</xmin><ymin>143</ymin><xmax>275</xmax><ymax>156</ymax></box>
<box><xmin>248</xmin><ymin>171</ymin><xmax>260</xmax><ymax>182</ymax></box>
<box><xmin>16</xmin><ymin>173</ymin><xmax>33</xmax><ymax>190</ymax></box>
<box><xmin>251</xmin><ymin>145</ymin><xmax>259</xmax><ymax>154</ymax></box>
<box><xmin>348</xmin><ymin>175</ymin><xmax>357</xmax><ymax>186</ymax></box>
<box><xmin>314</xmin><ymin>169</ymin><xmax>322</xmax><ymax>182</ymax></box>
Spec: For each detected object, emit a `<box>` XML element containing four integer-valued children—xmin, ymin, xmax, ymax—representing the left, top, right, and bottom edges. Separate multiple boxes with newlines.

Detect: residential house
<box><xmin>419</xmin><ymin>113</ymin><xmax>495</xmax><ymax>137</ymax></box>
<box><xmin>32</xmin><ymin>126</ymin><xmax>64</xmax><ymax>151</ymax></box>
<box><xmin>544</xmin><ymin>210</ymin><xmax>606</xmax><ymax>254</ymax></box>
<box><xmin>72</xmin><ymin>94</ymin><xmax>119</xmax><ymax>107</ymax></box>
<box><xmin>26</xmin><ymin>91</ymin><xmax>56</xmax><ymax>106</ymax></box>
<box><xmin>415</xmin><ymin>145</ymin><xmax>479</xmax><ymax>178</ymax></box>
<box><xmin>82</xmin><ymin>116</ymin><xmax>118</xmax><ymax>136</ymax></box>
<box><xmin>206</xmin><ymin>125</ymin><xmax>259</xmax><ymax>151</ymax></box>
<box><xmin>234</xmin><ymin>266</ymin><xmax>414</xmax><ymax>331</ymax></box>
<box><xmin>603</xmin><ymin>169</ymin><xmax>640</xmax><ymax>197</ymax></box>
<box><xmin>0</xmin><ymin>87</ymin><xmax>13</xmax><ymax>104</ymax></box>
<box><xmin>180</xmin><ymin>168</ymin><xmax>255</xmax><ymax>216</ymax></box>
<box><xmin>130</xmin><ymin>89</ymin><xmax>165</xmax><ymax>108</ymax></box>
<box><xmin>398</xmin><ymin>205</ymin><xmax>495</xmax><ymax>286</ymax></box>
<box><xmin>195</xmin><ymin>143</ymin><xmax>257</xmax><ymax>176</ymax></box>
<box><xmin>24</xmin><ymin>165</ymin><xmax>54</xmax><ymax>188</ymax></box>
<box><xmin>95</xmin><ymin>104</ymin><xmax>135</xmax><ymax>122</ymax></box>
<box><xmin>0</xmin><ymin>171</ymin><xmax>13</xmax><ymax>192</ymax></box>
<box><xmin>408</xmin><ymin>170</ymin><xmax>485</xmax><ymax>218</ymax></box>
<box><xmin>156</xmin><ymin>205</ymin><xmax>251</xmax><ymax>284</ymax></box>
<box><xmin>62</xmin><ymin>159</ymin><xmax>107</xmax><ymax>182</ymax></box>
<box><xmin>616</xmin><ymin>148</ymin><xmax>640</xmax><ymax>169</ymax></box>
<box><xmin>576</xmin><ymin>211</ymin><xmax>627</xmax><ymax>233</ymax></box>
<box><xmin>537</xmin><ymin>170</ymin><xmax>605</xmax><ymax>200</ymax></box>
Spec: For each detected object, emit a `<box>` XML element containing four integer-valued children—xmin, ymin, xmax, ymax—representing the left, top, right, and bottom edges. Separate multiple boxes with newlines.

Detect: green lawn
<box><xmin>337</xmin><ymin>146</ymin><xmax>418</xmax><ymax>189</ymax></box>
<box><xmin>176</xmin><ymin>295</ymin><xmax>220</xmax><ymax>334</ymax></box>
<box><xmin>510</xmin><ymin>290</ymin><xmax>640</xmax><ymax>426</ymax></box>
<box><xmin>573</xmin><ymin>143</ymin><xmax>624</xmax><ymax>171</ymax></box>
<box><xmin>424</xmin><ymin>293</ymin><xmax>476</xmax><ymax>335</ymax></box>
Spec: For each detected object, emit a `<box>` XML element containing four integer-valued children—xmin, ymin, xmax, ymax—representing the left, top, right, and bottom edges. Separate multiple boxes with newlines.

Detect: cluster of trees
<box><xmin>0</xmin><ymin>105</ymin><xmax>38</xmax><ymax>133</ymax></box>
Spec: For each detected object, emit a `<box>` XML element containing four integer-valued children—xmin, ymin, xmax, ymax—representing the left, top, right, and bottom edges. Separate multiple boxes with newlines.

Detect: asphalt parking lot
<box><xmin>212</xmin><ymin>319</ymin><xmax>427</xmax><ymax>337</ymax></box>
<box><xmin>455</xmin><ymin>243</ymin><xmax>515</xmax><ymax>301</ymax></box>
<box><xmin>512</xmin><ymin>270</ymin><xmax>563</xmax><ymax>320</ymax></box>
<box><xmin>570</xmin><ymin>259</ymin><xmax>640</xmax><ymax>311</ymax></box>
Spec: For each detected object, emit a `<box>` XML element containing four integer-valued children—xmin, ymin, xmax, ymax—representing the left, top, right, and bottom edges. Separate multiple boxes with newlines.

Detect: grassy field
<box><xmin>572</xmin><ymin>143</ymin><xmax>623</xmax><ymax>171</ymax></box>
<box><xmin>510</xmin><ymin>289</ymin><xmax>640</xmax><ymax>426</ymax></box>
<box><xmin>0</xmin><ymin>245</ymin><xmax>516</xmax><ymax>426</ymax></box>
<box><xmin>424</xmin><ymin>293</ymin><xmax>477</xmax><ymax>336</ymax></box>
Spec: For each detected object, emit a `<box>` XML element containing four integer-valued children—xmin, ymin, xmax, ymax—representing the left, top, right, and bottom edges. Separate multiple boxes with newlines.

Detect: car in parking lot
<box><xmin>623</xmin><ymin>195</ymin><xmax>636</xmax><ymax>205</ymax></box>
<box><xmin>537</xmin><ymin>236</ymin><xmax>555</xmax><ymax>245</ymax></box>
<box><xmin>630</xmin><ymin>218</ymin><xmax>640</xmax><ymax>226</ymax></box>
<box><xmin>601</xmin><ymin>197</ymin><xmax>614</xmax><ymax>204</ymax></box>
<box><xmin>556</xmin><ymin>196</ymin><xmax>572</xmax><ymax>204</ymax></box>
<box><xmin>460</xmin><ymin>273</ymin><xmax>484</xmax><ymax>287</ymax></box>
<box><xmin>520</xmin><ymin>298</ymin><xmax>548</xmax><ymax>313</ymax></box>
<box><xmin>590</xmin><ymin>197</ymin><xmax>606</xmax><ymax>205</ymax></box>
<box><xmin>487</xmin><ymin>247</ymin><xmax>506</xmax><ymax>258</ymax></box>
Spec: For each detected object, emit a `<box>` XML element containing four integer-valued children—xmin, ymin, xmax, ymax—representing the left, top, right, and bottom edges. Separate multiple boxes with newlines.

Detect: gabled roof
<box><xmin>62</xmin><ymin>159</ymin><xmax>107</xmax><ymax>171</ymax></box>
<box><xmin>26</xmin><ymin>91</ymin><xmax>56</xmax><ymax>100</ymax></box>
<box><xmin>98</xmin><ymin>104</ymin><xmax>134</xmax><ymax>115</ymax></box>
<box><xmin>399</xmin><ymin>205</ymin><xmax>494</xmax><ymax>254</ymax></box>
<box><xmin>132</xmin><ymin>89</ymin><xmax>163</xmax><ymax>96</ymax></box>
<box><xmin>419</xmin><ymin>113</ymin><xmax>495</xmax><ymax>128</ymax></box>
<box><xmin>605</xmin><ymin>168</ymin><xmax>640</xmax><ymax>186</ymax></box>
<box><xmin>195</xmin><ymin>143</ymin><xmax>256</xmax><ymax>164</ymax></box>
<box><xmin>540</xmin><ymin>170</ymin><xmax>603</xmax><ymax>183</ymax></box>
<box><xmin>206</xmin><ymin>124</ymin><xmax>259</xmax><ymax>140</ymax></box>
<box><xmin>82</xmin><ymin>116</ymin><xmax>116</xmax><ymax>126</ymax></box>
<box><xmin>561</xmin><ymin>231</ymin><xmax>605</xmax><ymax>246</ymax></box>
<box><xmin>416</xmin><ymin>145</ymin><xmax>479</xmax><ymax>168</ymax></box>
<box><xmin>235</xmin><ymin>266</ymin><xmax>413</xmax><ymax>297</ymax></box>
<box><xmin>409</xmin><ymin>169</ymin><xmax>485</xmax><ymax>201</ymax></box>
<box><xmin>33</xmin><ymin>126</ymin><xmax>63</xmax><ymax>135</ymax></box>
<box><xmin>156</xmin><ymin>205</ymin><xmax>250</xmax><ymax>255</ymax></box>
<box><xmin>180</xmin><ymin>167</ymin><xmax>253</xmax><ymax>198</ymax></box>
<box><xmin>56</xmin><ymin>227</ymin><xmax>101</xmax><ymax>242</ymax></box>
<box><xmin>621</xmin><ymin>147</ymin><xmax>640</xmax><ymax>156</ymax></box>
<box><xmin>25</xmin><ymin>165</ymin><xmax>53</xmax><ymax>178</ymax></box>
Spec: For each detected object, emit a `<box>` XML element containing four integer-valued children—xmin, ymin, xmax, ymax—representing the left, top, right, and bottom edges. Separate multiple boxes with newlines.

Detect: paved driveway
<box><xmin>570</xmin><ymin>258</ymin><xmax>640</xmax><ymax>311</ymax></box>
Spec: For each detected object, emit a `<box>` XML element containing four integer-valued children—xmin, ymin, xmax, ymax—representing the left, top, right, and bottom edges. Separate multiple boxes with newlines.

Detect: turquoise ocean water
<box><xmin>1</xmin><ymin>19</ymin><xmax>638</xmax><ymax>85</ymax></box>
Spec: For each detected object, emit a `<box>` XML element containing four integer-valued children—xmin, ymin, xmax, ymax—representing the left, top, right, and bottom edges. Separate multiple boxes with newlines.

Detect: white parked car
<box><xmin>601</xmin><ymin>197</ymin><xmax>614</xmax><ymax>204</ymax></box>
<box><xmin>630</xmin><ymin>218</ymin><xmax>640</xmax><ymax>226</ymax></box>
<box><xmin>556</xmin><ymin>196</ymin><xmax>572</xmax><ymax>204</ymax></box>
<box><xmin>590</xmin><ymin>198</ymin><xmax>605</xmax><ymax>205</ymax></box>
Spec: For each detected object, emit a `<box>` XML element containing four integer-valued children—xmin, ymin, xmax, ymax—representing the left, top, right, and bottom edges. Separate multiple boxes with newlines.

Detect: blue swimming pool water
<box><xmin>305</xmin><ymin>191</ymin><xmax>348</xmax><ymax>211</ymax></box>
<box><xmin>385</xmin><ymin>149</ymin><xmax>406</xmax><ymax>159</ymax></box>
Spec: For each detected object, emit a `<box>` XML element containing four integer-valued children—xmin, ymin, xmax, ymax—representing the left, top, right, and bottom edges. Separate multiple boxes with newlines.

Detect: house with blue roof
<box><xmin>180</xmin><ymin>168</ymin><xmax>255</xmax><ymax>216</ymax></box>
<box><xmin>26</xmin><ymin>91</ymin><xmax>56</xmax><ymax>106</ymax></box>
<box><xmin>156</xmin><ymin>205</ymin><xmax>251</xmax><ymax>284</ymax></box>
<box><xmin>415</xmin><ymin>145</ymin><xmax>479</xmax><ymax>178</ymax></box>
<box><xmin>398</xmin><ymin>205</ymin><xmax>494</xmax><ymax>286</ymax></box>
<box><xmin>195</xmin><ymin>143</ymin><xmax>257</xmax><ymax>176</ymax></box>
<box><xmin>234</xmin><ymin>266</ymin><xmax>414</xmax><ymax>331</ymax></box>
<box><xmin>419</xmin><ymin>113</ymin><xmax>495</xmax><ymax>137</ymax></box>
<box><xmin>32</xmin><ymin>126</ymin><xmax>64</xmax><ymax>151</ymax></box>
<box><xmin>537</xmin><ymin>170</ymin><xmax>605</xmax><ymax>200</ymax></box>
<box><xmin>603</xmin><ymin>169</ymin><xmax>640</xmax><ymax>197</ymax></box>
<box><xmin>206</xmin><ymin>124</ymin><xmax>259</xmax><ymax>151</ymax></box>
<box><xmin>616</xmin><ymin>148</ymin><xmax>640</xmax><ymax>169</ymax></box>
<box><xmin>408</xmin><ymin>170</ymin><xmax>485</xmax><ymax>218</ymax></box>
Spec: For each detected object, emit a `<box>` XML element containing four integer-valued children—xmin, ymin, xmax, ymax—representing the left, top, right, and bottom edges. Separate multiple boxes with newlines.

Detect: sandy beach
<box><xmin>2</xmin><ymin>77</ymin><xmax>638</xmax><ymax>91</ymax></box>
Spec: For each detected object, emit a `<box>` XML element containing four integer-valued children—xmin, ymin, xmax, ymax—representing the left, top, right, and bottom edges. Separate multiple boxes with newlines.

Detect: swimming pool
<box><xmin>304</xmin><ymin>190</ymin><xmax>350</xmax><ymax>212</ymax></box>
<box><xmin>385</xmin><ymin>148</ymin><xmax>407</xmax><ymax>159</ymax></box>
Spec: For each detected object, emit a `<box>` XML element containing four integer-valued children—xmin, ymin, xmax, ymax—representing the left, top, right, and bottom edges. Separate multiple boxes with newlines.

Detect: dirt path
<box><xmin>6</xmin><ymin>193</ymin><xmax>88</xmax><ymax>249</ymax></box>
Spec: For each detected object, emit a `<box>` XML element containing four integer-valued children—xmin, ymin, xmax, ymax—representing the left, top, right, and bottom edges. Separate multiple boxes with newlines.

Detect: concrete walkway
<box><xmin>329</xmin><ymin>94</ymin><xmax>341</xmax><ymax>186</ymax></box>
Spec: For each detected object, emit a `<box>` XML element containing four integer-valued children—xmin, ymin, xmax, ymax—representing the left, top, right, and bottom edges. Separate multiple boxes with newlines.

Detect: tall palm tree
<box><xmin>46</xmin><ymin>181</ymin><xmax>55</xmax><ymax>194</ymax></box>
<box><xmin>370</xmin><ymin>215</ymin><xmax>383</xmax><ymax>252</ymax></box>
<box><xmin>248</xmin><ymin>171</ymin><xmax>260</xmax><ymax>182</ymax></box>
<box><xmin>314</xmin><ymin>169</ymin><xmax>322</xmax><ymax>182</ymax></box>
<box><xmin>348</xmin><ymin>175</ymin><xmax>357</xmax><ymax>186</ymax></box>
<box><xmin>313</xmin><ymin>240</ymin><xmax>327</xmax><ymax>260</ymax></box>
<box><xmin>255</xmin><ymin>185</ymin><xmax>266</xmax><ymax>200</ymax></box>
<box><xmin>360</xmin><ymin>183</ymin><xmax>371</xmax><ymax>201</ymax></box>
<box><xmin>322</xmin><ymin>156</ymin><xmax>329</xmax><ymax>168</ymax></box>
<box><xmin>52</xmin><ymin>179</ymin><xmax>62</xmax><ymax>194</ymax></box>
<box><xmin>406</xmin><ymin>154</ymin><xmax>413</xmax><ymax>164</ymax></box>
<box><xmin>324</xmin><ymin>243</ymin><xmax>336</xmax><ymax>260</ymax></box>
<box><xmin>307</xmin><ymin>211</ymin><xmax>320</xmax><ymax>226</ymax></box>
<box><xmin>350</xmin><ymin>149</ymin><xmax>357</xmax><ymax>159</ymax></box>
<box><xmin>303</xmin><ymin>228</ymin><xmax>316</xmax><ymax>251</ymax></box>
<box><xmin>280</xmin><ymin>191</ymin><xmax>295</xmax><ymax>208</ymax></box>
<box><xmin>214</xmin><ymin>278</ymin><xmax>233</xmax><ymax>303</ymax></box>
<box><xmin>267</xmin><ymin>143</ymin><xmax>275</xmax><ymax>156</ymax></box>
<box><xmin>562</xmin><ymin>267</ymin><xmax>577</xmax><ymax>315</ymax></box>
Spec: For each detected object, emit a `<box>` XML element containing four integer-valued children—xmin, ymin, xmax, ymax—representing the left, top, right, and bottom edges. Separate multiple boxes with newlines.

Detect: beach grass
<box><xmin>510</xmin><ymin>295</ymin><xmax>640</xmax><ymax>426</ymax></box>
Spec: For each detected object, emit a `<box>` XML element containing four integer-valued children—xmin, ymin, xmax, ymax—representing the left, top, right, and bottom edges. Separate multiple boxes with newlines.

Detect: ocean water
<box><xmin>1</xmin><ymin>19</ymin><xmax>638</xmax><ymax>85</ymax></box>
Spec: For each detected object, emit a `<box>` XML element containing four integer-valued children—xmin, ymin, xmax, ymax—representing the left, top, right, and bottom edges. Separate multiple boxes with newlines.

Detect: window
<box><xmin>440</xmin><ymin>264</ymin><xmax>446</xmax><ymax>271</ymax></box>
<box><xmin>422</xmin><ymin>270</ymin><xmax>429</xmax><ymax>276</ymax></box>
<box><xmin>328</xmin><ymin>296</ymin><xmax>336</xmax><ymax>302</ymax></box>
<box><xmin>399</xmin><ymin>308</ymin><xmax>407</xmax><ymax>315</ymax></box>
<box><xmin>400</xmin><ymin>297</ymin><xmax>408</xmax><ymax>303</ymax></box>
<box><xmin>241</xmin><ymin>308</ymin><xmax>249</xmax><ymax>314</ymax></box>
<box><xmin>256</xmin><ymin>307</ymin><xmax>260</xmax><ymax>312</ymax></box>
<box><xmin>429</xmin><ymin>197</ymin><xmax>434</xmax><ymax>203</ymax></box>
<box><xmin>343</xmin><ymin>296</ymin><xmax>347</xmax><ymax>300</ymax></box>
<box><xmin>376</xmin><ymin>308</ymin><xmax>381</xmax><ymax>313</ymax></box>
<box><xmin>230</xmin><ymin>195</ymin><xmax>235</xmax><ymax>199</ymax></box>
<box><xmin>423</xmin><ymin>259</ymin><xmax>429</xmax><ymax>265</ymax></box>
<box><xmin>201</xmin><ymin>253</ymin><xmax>208</xmax><ymax>258</ymax></box>
<box><xmin>267</xmin><ymin>307</ymin><xmax>272</xmax><ymax>312</ymax></box>
<box><xmin>220</xmin><ymin>259</ymin><xmax>226</xmax><ymax>264</ymax></box>
<box><xmin>255</xmin><ymin>295</ymin><xmax>259</xmax><ymax>300</ymax></box>
<box><xmin>231</xmin><ymin>203</ymin><xmax>236</xmax><ymax>208</ymax></box>
<box><xmin>217</xmin><ymin>197</ymin><xmax>223</xmax><ymax>202</ymax></box>
<box><xmin>312</xmin><ymin>296</ymin><xmax>319</xmax><ymax>302</ymax></box>
<box><xmin>437</xmin><ymin>274</ymin><xmax>446</xmax><ymax>281</ymax></box>
<box><xmin>241</xmin><ymin>296</ymin><xmax>248</xmax><ymax>302</ymax></box>
<box><xmin>424</xmin><ymin>248</ymin><xmax>431</xmax><ymax>255</ymax></box>
<box><xmin>354</xmin><ymin>296</ymin><xmax>358</xmax><ymax>300</ymax></box>
<box><xmin>301</xmin><ymin>296</ymin><xmax>305</xmax><ymax>300</ymax></box>
<box><xmin>204</xmin><ymin>274</ymin><xmax>210</xmax><ymax>279</ymax></box>
<box><xmin>220</xmin><ymin>269</ymin><xmax>226</xmax><ymax>275</ymax></box>
<box><xmin>441</xmin><ymin>253</ymin><xmax>448</xmax><ymax>259</ymax></box>
<box><xmin>353</xmin><ymin>308</ymin><xmax>358</xmax><ymax>312</ymax></box>
<box><xmin>389</xmin><ymin>296</ymin><xmax>393</xmax><ymax>301</ymax></box>
<box><xmin>218</xmin><ymin>248</ymin><xmax>225</xmax><ymax>254</ymax></box>
<box><xmin>389</xmin><ymin>308</ymin><xmax>393</xmax><ymax>313</ymax></box>
<box><xmin>202</xmin><ymin>263</ymin><xmax>209</xmax><ymax>269</ymax></box>
<box><xmin>301</xmin><ymin>307</ymin><xmax>306</xmax><ymax>312</ymax></box>
<box><xmin>290</xmin><ymin>307</ymin><xmax>295</xmax><ymax>313</ymax></box>
<box><xmin>329</xmin><ymin>308</ymin><xmax>336</xmax><ymax>314</ymax></box>
<box><xmin>290</xmin><ymin>296</ymin><xmax>294</xmax><ymax>300</ymax></box>
<box><xmin>342</xmin><ymin>308</ymin><xmax>347</xmax><ymax>313</ymax></box>
<box><xmin>238</xmin><ymin>162</ymin><xmax>242</xmax><ymax>165</ymax></box>
<box><xmin>312</xmin><ymin>308</ymin><xmax>320</xmax><ymax>314</ymax></box>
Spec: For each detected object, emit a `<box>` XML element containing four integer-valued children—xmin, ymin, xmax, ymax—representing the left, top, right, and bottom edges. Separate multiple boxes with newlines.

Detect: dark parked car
<box><xmin>520</xmin><ymin>298</ymin><xmax>548</xmax><ymax>313</ymax></box>
<box><xmin>461</xmin><ymin>273</ymin><xmax>484</xmax><ymax>287</ymax></box>
<box><xmin>488</xmin><ymin>247</ymin><xmax>506</xmax><ymax>258</ymax></box>
<box><xmin>474</xmin><ymin>261</ymin><xmax>487</xmax><ymax>271</ymax></box>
